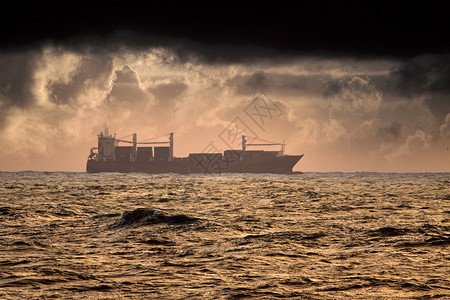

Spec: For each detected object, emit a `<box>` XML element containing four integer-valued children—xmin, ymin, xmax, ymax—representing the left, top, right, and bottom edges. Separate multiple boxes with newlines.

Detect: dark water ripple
<box><xmin>0</xmin><ymin>172</ymin><xmax>449</xmax><ymax>299</ymax></box>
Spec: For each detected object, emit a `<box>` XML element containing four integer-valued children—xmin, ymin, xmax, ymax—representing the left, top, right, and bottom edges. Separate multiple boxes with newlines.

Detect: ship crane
<box><xmin>242</xmin><ymin>135</ymin><xmax>286</xmax><ymax>156</ymax></box>
<box><xmin>116</xmin><ymin>132</ymin><xmax>174</xmax><ymax>161</ymax></box>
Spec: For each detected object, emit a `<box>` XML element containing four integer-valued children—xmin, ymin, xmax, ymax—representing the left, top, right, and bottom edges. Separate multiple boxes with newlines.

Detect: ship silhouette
<box><xmin>87</xmin><ymin>126</ymin><xmax>303</xmax><ymax>174</ymax></box>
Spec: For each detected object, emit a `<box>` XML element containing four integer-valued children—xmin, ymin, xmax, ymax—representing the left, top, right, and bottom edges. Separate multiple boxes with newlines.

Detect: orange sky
<box><xmin>0</xmin><ymin>47</ymin><xmax>449</xmax><ymax>172</ymax></box>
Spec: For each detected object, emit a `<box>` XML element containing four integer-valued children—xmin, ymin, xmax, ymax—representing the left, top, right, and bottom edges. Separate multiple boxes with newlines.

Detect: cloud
<box><xmin>291</xmin><ymin>117</ymin><xmax>347</xmax><ymax>147</ymax></box>
<box><xmin>386</xmin><ymin>130</ymin><xmax>432</xmax><ymax>160</ymax></box>
<box><xmin>376</xmin><ymin>121</ymin><xmax>402</xmax><ymax>143</ymax></box>
<box><xmin>0</xmin><ymin>47</ymin><xmax>115</xmax><ymax>109</ymax></box>
<box><xmin>45</xmin><ymin>50</ymin><xmax>114</xmax><ymax>106</ymax></box>
<box><xmin>106</xmin><ymin>65</ymin><xmax>154</xmax><ymax>106</ymax></box>
<box><xmin>388</xmin><ymin>54</ymin><xmax>450</xmax><ymax>122</ymax></box>
<box><xmin>0</xmin><ymin>47</ymin><xmax>118</xmax><ymax>157</ymax></box>
<box><xmin>148</xmin><ymin>81</ymin><xmax>187</xmax><ymax>103</ymax></box>
<box><xmin>423</xmin><ymin>95</ymin><xmax>450</xmax><ymax>123</ymax></box>
<box><xmin>0</xmin><ymin>42</ymin><xmax>448</xmax><ymax>172</ymax></box>
<box><xmin>115</xmin><ymin>64</ymin><xmax>143</xmax><ymax>85</ymax></box>
<box><xmin>0</xmin><ymin>51</ymin><xmax>40</xmax><ymax>128</ymax></box>
<box><xmin>390</xmin><ymin>54</ymin><xmax>450</xmax><ymax>96</ymax></box>
<box><xmin>4</xmin><ymin>1</ymin><xmax>450</xmax><ymax>63</ymax></box>
<box><xmin>440</xmin><ymin>113</ymin><xmax>450</xmax><ymax>139</ymax></box>
<box><xmin>226</xmin><ymin>70</ymin><xmax>273</xmax><ymax>95</ymax></box>
<box><xmin>324</xmin><ymin>75</ymin><xmax>382</xmax><ymax>120</ymax></box>
<box><xmin>0</xmin><ymin>51</ymin><xmax>38</xmax><ymax>107</ymax></box>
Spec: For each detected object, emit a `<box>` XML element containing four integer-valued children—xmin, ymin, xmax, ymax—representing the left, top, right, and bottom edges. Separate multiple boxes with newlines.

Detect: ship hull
<box><xmin>86</xmin><ymin>155</ymin><xmax>303</xmax><ymax>174</ymax></box>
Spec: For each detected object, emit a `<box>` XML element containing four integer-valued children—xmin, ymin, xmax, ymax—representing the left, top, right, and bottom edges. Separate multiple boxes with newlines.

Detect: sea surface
<box><xmin>0</xmin><ymin>172</ymin><xmax>449</xmax><ymax>299</ymax></box>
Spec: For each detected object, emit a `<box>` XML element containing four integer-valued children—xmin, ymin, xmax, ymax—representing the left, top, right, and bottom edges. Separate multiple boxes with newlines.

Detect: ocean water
<box><xmin>0</xmin><ymin>172</ymin><xmax>449</xmax><ymax>299</ymax></box>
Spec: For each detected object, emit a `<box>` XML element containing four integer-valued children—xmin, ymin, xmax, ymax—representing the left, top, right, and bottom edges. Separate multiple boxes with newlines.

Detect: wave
<box><xmin>109</xmin><ymin>208</ymin><xmax>200</xmax><ymax>228</ymax></box>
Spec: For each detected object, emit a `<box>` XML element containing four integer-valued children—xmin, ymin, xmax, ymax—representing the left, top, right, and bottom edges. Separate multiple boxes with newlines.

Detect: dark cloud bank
<box><xmin>2</xmin><ymin>1</ymin><xmax>449</xmax><ymax>59</ymax></box>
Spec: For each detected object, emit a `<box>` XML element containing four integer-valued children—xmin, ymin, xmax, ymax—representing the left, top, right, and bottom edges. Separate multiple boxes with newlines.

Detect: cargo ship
<box><xmin>86</xmin><ymin>127</ymin><xmax>303</xmax><ymax>174</ymax></box>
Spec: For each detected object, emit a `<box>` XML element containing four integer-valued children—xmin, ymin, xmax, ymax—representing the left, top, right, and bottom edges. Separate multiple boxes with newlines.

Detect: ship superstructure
<box><xmin>87</xmin><ymin>127</ymin><xmax>303</xmax><ymax>174</ymax></box>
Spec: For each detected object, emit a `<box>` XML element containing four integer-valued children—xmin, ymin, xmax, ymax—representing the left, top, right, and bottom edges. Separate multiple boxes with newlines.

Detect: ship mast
<box><xmin>242</xmin><ymin>135</ymin><xmax>286</xmax><ymax>156</ymax></box>
<box><xmin>169</xmin><ymin>132</ymin><xmax>174</xmax><ymax>161</ymax></box>
<box><xmin>117</xmin><ymin>132</ymin><xmax>174</xmax><ymax>161</ymax></box>
<box><xmin>132</xmin><ymin>133</ymin><xmax>137</xmax><ymax>162</ymax></box>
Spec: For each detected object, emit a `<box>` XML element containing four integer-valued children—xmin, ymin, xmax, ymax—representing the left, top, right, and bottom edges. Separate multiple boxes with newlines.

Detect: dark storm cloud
<box><xmin>322</xmin><ymin>75</ymin><xmax>375</xmax><ymax>99</ymax></box>
<box><xmin>149</xmin><ymin>81</ymin><xmax>187</xmax><ymax>103</ymax></box>
<box><xmin>3</xmin><ymin>1</ymin><xmax>449</xmax><ymax>61</ymax></box>
<box><xmin>0</xmin><ymin>51</ymin><xmax>38</xmax><ymax>108</ymax></box>
<box><xmin>389</xmin><ymin>54</ymin><xmax>450</xmax><ymax>122</ymax></box>
<box><xmin>48</xmin><ymin>54</ymin><xmax>114</xmax><ymax>105</ymax></box>
<box><xmin>323</xmin><ymin>78</ymin><xmax>344</xmax><ymax>98</ymax></box>
<box><xmin>323</xmin><ymin>75</ymin><xmax>378</xmax><ymax>100</ymax></box>
<box><xmin>168</xmin><ymin>42</ymin><xmax>292</xmax><ymax>65</ymax></box>
<box><xmin>320</xmin><ymin>75</ymin><xmax>382</xmax><ymax>126</ymax></box>
<box><xmin>376</xmin><ymin>121</ymin><xmax>402</xmax><ymax>143</ymax></box>
<box><xmin>243</xmin><ymin>71</ymin><xmax>273</xmax><ymax>93</ymax></box>
<box><xmin>2</xmin><ymin>1</ymin><xmax>449</xmax><ymax>68</ymax></box>
<box><xmin>227</xmin><ymin>71</ymin><xmax>273</xmax><ymax>95</ymax></box>
<box><xmin>74</xmin><ymin>32</ymin><xmax>292</xmax><ymax>65</ymax></box>
<box><xmin>390</xmin><ymin>54</ymin><xmax>450</xmax><ymax>97</ymax></box>
<box><xmin>0</xmin><ymin>51</ymin><xmax>40</xmax><ymax>129</ymax></box>
<box><xmin>272</xmin><ymin>74</ymin><xmax>306</xmax><ymax>92</ymax></box>
<box><xmin>227</xmin><ymin>71</ymin><xmax>309</xmax><ymax>97</ymax></box>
